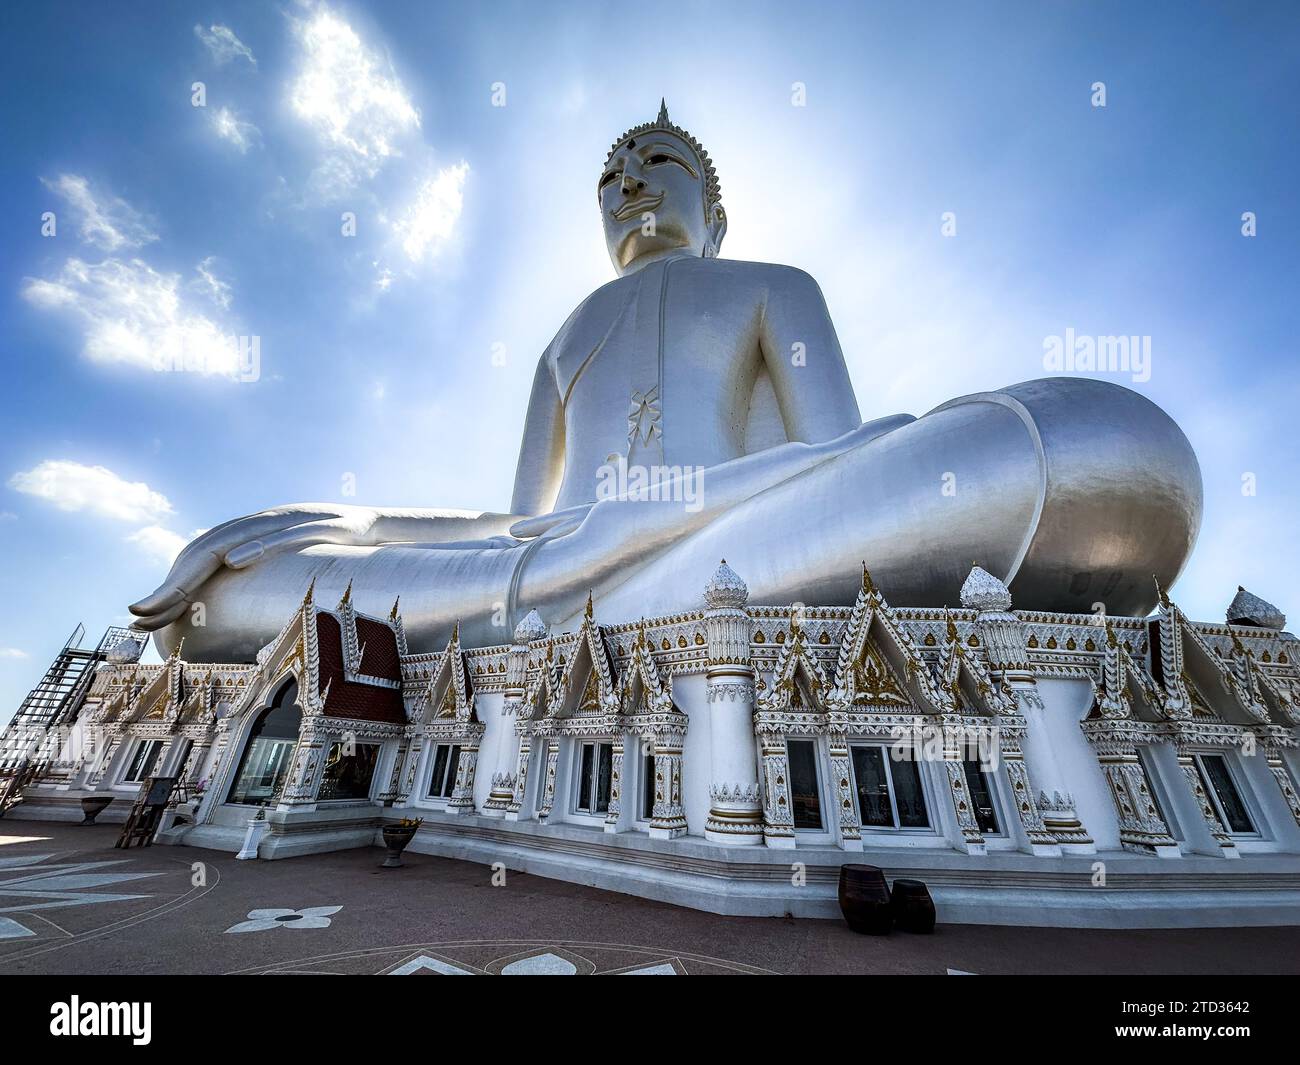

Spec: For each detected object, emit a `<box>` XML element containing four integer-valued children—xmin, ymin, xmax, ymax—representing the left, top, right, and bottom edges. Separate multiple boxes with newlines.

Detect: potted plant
<box><xmin>381</xmin><ymin>816</ymin><xmax>423</xmax><ymax>868</ymax></box>
<box><xmin>79</xmin><ymin>794</ymin><xmax>114</xmax><ymax>825</ymax></box>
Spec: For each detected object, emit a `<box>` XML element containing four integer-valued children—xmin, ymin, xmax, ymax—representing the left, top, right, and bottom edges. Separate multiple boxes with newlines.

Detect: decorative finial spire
<box><xmin>584</xmin><ymin>591</ymin><xmax>594</xmax><ymax>620</ymax></box>
<box><xmin>170</xmin><ymin>637</ymin><xmax>185</xmax><ymax>660</ymax></box>
<box><xmin>514</xmin><ymin>609</ymin><xmax>548</xmax><ymax>645</ymax></box>
<box><xmin>302</xmin><ymin>576</ymin><xmax>316</xmax><ymax>607</ymax></box>
<box><xmin>657</xmin><ymin>98</ymin><xmax>669</xmax><ymax>125</ymax></box>
<box><xmin>339</xmin><ymin>578</ymin><xmax>353</xmax><ymax>608</ymax></box>
<box><xmin>861</xmin><ymin>562</ymin><xmax>875</xmax><ymax>595</ymax></box>
<box><xmin>450</xmin><ymin>620</ymin><xmax>460</xmax><ymax>643</ymax></box>
<box><xmin>704</xmin><ymin>558</ymin><xmax>748</xmax><ymax>609</ymax></box>
<box><xmin>1226</xmin><ymin>586</ymin><xmax>1286</xmax><ymax>629</ymax></box>
<box><xmin>960</xmin><ymin>564</ymin><xmax>1012</xmax><ymax>613</ymax></box>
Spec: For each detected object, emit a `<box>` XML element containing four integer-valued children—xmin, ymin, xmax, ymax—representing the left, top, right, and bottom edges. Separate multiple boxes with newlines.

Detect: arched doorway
<box><xmin>226</xmin><ymin>680</ymin><xmax>301</xmax><ymax>806</ymax></box>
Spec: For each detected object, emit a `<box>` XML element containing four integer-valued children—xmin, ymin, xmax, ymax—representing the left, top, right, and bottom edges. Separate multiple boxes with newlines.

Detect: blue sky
<box><xmin>1</xmin><ymin>1</ymin><xmax>1298</xmax><ymax>724</ymax></box>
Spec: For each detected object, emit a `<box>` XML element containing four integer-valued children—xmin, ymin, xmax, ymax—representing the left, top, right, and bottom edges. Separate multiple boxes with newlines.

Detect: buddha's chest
<box><xmin>552</xmin><ymin>264</ymin><xmax>763</xmax><ymax>431</ymax></box>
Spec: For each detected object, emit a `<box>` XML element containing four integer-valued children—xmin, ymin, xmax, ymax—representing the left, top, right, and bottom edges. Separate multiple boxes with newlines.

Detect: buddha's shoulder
<box><xmin>675</xmin><ymin>257</ymin><xmax>825</xmax><ymax>294</ymax></box>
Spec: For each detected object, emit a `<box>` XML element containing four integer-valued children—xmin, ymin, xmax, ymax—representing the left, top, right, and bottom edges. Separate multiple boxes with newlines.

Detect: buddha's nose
<box><xmin>620</xmin><ymin>172</ymin><xmax>646</xmax><ymax>197</ymax></box>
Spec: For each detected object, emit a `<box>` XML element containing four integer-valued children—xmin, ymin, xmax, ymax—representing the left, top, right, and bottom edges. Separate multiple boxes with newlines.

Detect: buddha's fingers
<box><xmin>129</xmin><ymin>511</ymin><xmax>343</xmax><ymax>616</ymax></box>
<box><xmin>224</xmin><ymin>518</ymin><xmax>364</xmax><ymax>569</ymax></box>
<box><xmin>129</xmin><ymin>599</ymin><xmax>191</xmax><ymax>632</ymax></box>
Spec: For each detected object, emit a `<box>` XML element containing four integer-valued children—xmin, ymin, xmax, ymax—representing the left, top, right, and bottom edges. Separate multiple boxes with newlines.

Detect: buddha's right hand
<box><xmin>127</xmin><ymin>503</ymin><xmax>388</xmax><ymax>631</ymax></box>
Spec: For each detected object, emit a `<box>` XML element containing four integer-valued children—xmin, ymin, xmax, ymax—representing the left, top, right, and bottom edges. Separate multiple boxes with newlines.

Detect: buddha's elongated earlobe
<box><xmin>705</xmin><ymin>203</ymin><xmax>727</xmax><ymax>259</ymax></box>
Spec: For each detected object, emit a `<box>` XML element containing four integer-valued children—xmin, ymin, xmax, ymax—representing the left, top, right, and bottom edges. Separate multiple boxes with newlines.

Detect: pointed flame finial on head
<box><xmin>657</xmin><ymin>98</ymin><xmax>670</xmax><ymax>125</ymax></box>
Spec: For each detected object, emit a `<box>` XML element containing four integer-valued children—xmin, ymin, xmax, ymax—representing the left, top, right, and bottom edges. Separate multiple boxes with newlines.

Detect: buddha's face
<box><xmin>599</xmin><ymin>132</ymin><xmax>725</xmax><ymax>274</ymax></box>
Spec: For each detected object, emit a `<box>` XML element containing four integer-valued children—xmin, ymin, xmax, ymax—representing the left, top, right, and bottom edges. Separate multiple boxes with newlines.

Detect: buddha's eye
<box><xmin>644</xmin><ymin>152</ymin><xmax>697</xmax><ymax>177</ymax></box>
<box><xmin>598</xmin><ymin>170</ymin><xmax>620</xmax><ymax>191</ymax></box>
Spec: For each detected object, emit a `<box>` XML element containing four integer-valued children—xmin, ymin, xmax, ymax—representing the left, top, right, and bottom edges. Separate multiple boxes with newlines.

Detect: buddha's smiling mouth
<box><xmin>612</xmin><ymin>193</ymin><xmax>663</xmax><ymax>222</ymax></box>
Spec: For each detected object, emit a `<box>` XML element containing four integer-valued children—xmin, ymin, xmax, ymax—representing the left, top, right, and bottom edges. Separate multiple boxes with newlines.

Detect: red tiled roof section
<box><xmin>355</xmin><ymin>616</ymin><xmax>402</xmax><ymax>681</ymax></box>
<box><xmin>314</xmin><ymin>612</ymin><xmax>405</xmax><ymax>724</ymax></box>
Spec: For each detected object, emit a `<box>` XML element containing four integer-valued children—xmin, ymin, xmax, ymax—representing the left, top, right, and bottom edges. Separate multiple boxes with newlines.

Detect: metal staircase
<box><xmin>0</xmin><ymin>625</ymin><xmax>147</xmax><ymax>811</ymax></box>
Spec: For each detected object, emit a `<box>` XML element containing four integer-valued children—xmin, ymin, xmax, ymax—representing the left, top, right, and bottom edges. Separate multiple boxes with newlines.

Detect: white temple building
<box><xmin>5</xmin><ymin>563</ymin><xmax>1300</xmax><ymax>928</ymax></box>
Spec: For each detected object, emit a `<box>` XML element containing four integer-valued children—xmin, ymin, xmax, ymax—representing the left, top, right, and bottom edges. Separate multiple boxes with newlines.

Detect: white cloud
<box><xmin>396</xmin><ymin>162</ymin><xmax>469</xmax><ymax>263</ymax></box>
<box><xmin>126</xmin><ymin>524</ymin><xmax>190</xmax><ymax>565</ymax></box>
<box><xmin>192</xmin><ymin>256</ymin><xmax>232</xmax><ymax>309</ymax></box>
<box><xmin>8</xmin><ymin>460</ymin><xmax>174</xmax><ymax>524</ymax></box>
<box><xmin>195</xmin><ymin>23</ymin><xmax>256</xmax><ymax>67</ymax></box>
<box><xmin>0</xmin><ymin>648</ymin><xmax>28</xmax><ymax>660</ymax></box>
<box><xmin>41</xmin><ymin>174</ymin><xmax>158</xmax><ymax>252</ymax></box>
<box><xmin>209</xmin><ymin>106</ymin><xmax>260</xmax><ymax>153</ymax></box>
<box><xmin>288</xmin><ymin>8</ymin><xmax>420</xmax><ymax>192</ymax></box>
<box><xmin>22</xmin><ymin>257</ymin><xmax>243</xmax><ymax>376</ymax></box>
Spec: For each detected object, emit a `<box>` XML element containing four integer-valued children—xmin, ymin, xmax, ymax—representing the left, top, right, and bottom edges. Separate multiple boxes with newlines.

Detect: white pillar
<box><xmin>702</xmin><ymin>561</ymin><xmax>763</xmax><ymax>846</ymax></box>
<box><xmin>486</xmin><ymin>612</ymin><xmax>543</xmax><ymax>815</ymax></box>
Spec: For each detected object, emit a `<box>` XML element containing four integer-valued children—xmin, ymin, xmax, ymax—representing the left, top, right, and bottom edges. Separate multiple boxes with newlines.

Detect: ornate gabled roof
<box><xmin>1227</xmin><ymin>586</ymin><xmax>1286</xmax><ymax>630</ymax></box>
<box><xmin>521</xmin><ymin>642</ymin><xmax>564</xmax><ymax>721</ymax></box>
<box><xmin>703</xmin><ymin>558</ymin><xmax>748</xmax><ymax>610</ymax></box>
<box><xmin>1151</xmin><ymin>590</ymin><xmax>1268</xmax><ymax>725</ymax></box>
<box><xmin>619</xmin><ymin>621</ymin><xmax>674</xmax><ymax>716</ymax></box>
<box><xmin>551</xmin><ymin>599</ymin><xmax>618</xmax><ymax>718</ymax></box>
<box><xmin>123</xmin><ymin>644</ymin><xmax>187</xmax><ymax>726</ymax></box>
<box><xmin>826</xmin><ymin>566</ymin><xmax>933</xmax><ymax>711</ymax></box>
<box><xmin>758</xmin><ymin>612</ymin><xmax>832</xmax><ymax>715</ymax></box>
<box><xmin>1091</xmin><ymin>622</ymin><xmax>1163</xmax><ymax>721</ymax></box>
<box><xmin>933</xmin><ymin>612</ymin><xmax>1016</xmax><ymax>717</ymax></box>
<box><xmin>959</xmin><ymin>564</ymin><xmax>1013</xmax><ymax>614</ymax></box>
<box><xmin>415</xmin><ymin>624</ymin><xmax>479</xmax><ymax>730</ymax></box>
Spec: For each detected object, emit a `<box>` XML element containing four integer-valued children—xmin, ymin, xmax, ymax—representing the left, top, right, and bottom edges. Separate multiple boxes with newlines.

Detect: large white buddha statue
<box><xmin>131</xmin><ymin>103</ymin><xmax>1202</xmax><ymax>661</ymax></box>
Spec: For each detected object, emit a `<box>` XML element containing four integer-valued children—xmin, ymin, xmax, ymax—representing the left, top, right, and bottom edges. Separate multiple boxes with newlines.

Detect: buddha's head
<box><xmin>599</xmin><ymin>101</ymin><xmax>726</xmax><ymax>275</ymax></box>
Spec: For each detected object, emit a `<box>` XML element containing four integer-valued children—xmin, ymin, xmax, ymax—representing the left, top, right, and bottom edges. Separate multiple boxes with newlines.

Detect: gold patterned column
<box><xmin>604</xmin><ymin>739</ymin><xmax>624</xmax><ymax>832</ymax></box>
<box><xmin>504</xmin><ymin>737</ymin><xmax>532</xmax><ymax>820</ymax></box>
<box><xmin>758</xmin><ymin>739</ymin><xmax>795</xmax><ymax>848</ymax></box>
<box><xmin>943</xmin><ymin>755</ymin><xmax>987</xmax><ymax>855</ymax></box>
<box><xmin>446</xmin><ymin>742</ymin><xmax>480</xmax><ymax>813</ymax></box>
<box><xmin>535</xmin><ymin>740</ymin><xmax>561</xmax><ymax>822</ymax></box>
<box><xmin>1000</xmin><ymin>738</ymin><xmax>1060</xmax><ymax>855</ymax></box>
<box><xmin>828</xmin><ymin>737</ymin><xmax>861</xmax><ymax>851</ymax></box>
<box><xmin>648</xmin><ymin>739</ymin><xmax>687</xmax><ymax>838</ymax></box>
<box><xmin>1265</xmin><ymin>747</ymin><xmax>1300</xmax><ymax>827</ymax></box>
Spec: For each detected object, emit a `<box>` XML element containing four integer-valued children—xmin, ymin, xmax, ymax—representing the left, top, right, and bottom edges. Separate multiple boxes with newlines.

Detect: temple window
<box><xmin>427</xmin><ymin>743</ymin><xmax>462</xmax><ymax>799</ymax></box>
<box><xmin>1192</xmin><ymin>753</ymin><xmax>1257</xmax><ymax>836</ymax></box>
<box><xmin>226</xmin><ymin>680</ymin><xmax>300</xmax><ymax>805</ymax></box>
<box><xmin>574</xmin><ymin>741</ymin><xmax>614</xmax><ymax>814</ymax></box>
<box><xmin>961</xmin><ymin>757</ymin><xmax>1002</xmax><ymax>836</ymax></box>
<box><xmin>849</xmin><ymin>745</ymin><xmax>930</xmax><ymax>830</ymax></box>
<box><xmin>318</xmin><ymin>741</ymin><xmax>380</xmax><ymax>801</ymax></box>
<box><xmin>787</xmin><ymin>739</ymin><xmax>823</xmax><ymax>829</ymax></box>
<box><xmin>640</xmin><ymin>751</ymin><xmax>656</xmax><ymax>820</ymax></box>
<box><xmin>122</xmin><ymin>739</ymin><xmax>162</xmax><ymax>784</ymax></box>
